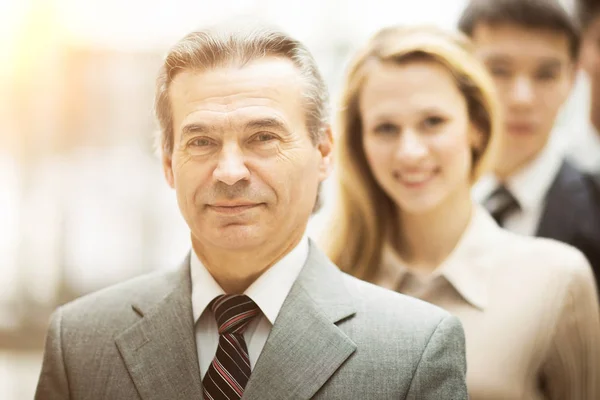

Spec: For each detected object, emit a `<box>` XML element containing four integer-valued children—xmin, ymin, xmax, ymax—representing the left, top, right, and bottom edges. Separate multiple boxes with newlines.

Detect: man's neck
<box><xmin>494</xmin><ymin>150</ymin><xmax>542</xmax><ymax>181</ymax></box>
<box><xmin>192</xmin><ymin>234</ymin><xmax>304</xmax><ymax>294</ymax></box>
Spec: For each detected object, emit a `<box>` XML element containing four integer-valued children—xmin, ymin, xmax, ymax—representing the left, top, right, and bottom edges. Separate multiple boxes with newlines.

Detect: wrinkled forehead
<box><xmin>168</xmin><ymin>58</ymin><xmax>308</xmax><ymax>135</ymax></box>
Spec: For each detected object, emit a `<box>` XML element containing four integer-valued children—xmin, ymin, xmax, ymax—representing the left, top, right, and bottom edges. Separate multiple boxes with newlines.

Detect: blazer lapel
<box><xmin>115</xmin><ymin>255</ymin><xmax>203</xmax><ymax>400</ymax></box>
<box><xmin>243</xmin><ymin>241</ymin><xmax>357</xmax><ymax>400</ymax></box>
<box><xmin>536</xmin><ymin>161</ymin><xmax>583</xmax><ymax>242</ymax></box>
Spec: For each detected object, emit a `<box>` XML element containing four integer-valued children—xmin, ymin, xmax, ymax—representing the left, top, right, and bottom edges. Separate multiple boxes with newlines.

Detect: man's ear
<box><xmin>569</xmin><ymin>62</ymin><xmax>579</xmax><ymax>86</ymax></box>
<box><xmin>162</xmin><ymin>152</ymin><xmax>175</xmax><ymax>188</ymax></box>
<box><xmin>317</xmin><ymin>125</ymin><xmax>334</xmax><ymax>180</ymax></box>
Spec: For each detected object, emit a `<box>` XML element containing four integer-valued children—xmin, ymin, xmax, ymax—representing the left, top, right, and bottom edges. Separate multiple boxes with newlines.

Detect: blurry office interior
<box><xmin>0</xmin><ymin>0</ymin><xmax>582</xmax><ymax>397</ymax></box>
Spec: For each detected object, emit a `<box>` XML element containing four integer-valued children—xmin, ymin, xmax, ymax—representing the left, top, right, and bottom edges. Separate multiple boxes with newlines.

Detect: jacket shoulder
<box><xmin>55</xmin><ymin>268</ymin><xmax>180</xmax><ymax>336</ymax></box>
<box><xmin>64</xmin><ymin>268</ymin><xmax>177</xmax><ymax>310</ymax></box>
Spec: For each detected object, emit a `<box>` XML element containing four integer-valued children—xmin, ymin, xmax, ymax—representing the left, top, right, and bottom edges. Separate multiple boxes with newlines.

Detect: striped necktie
<box><xmin>202</xmin><ymin>294</ymin><xmax>260</xmax><ymax>400</ymax></box>
<box><xmin>484</xmin><ymin>185</ymin><xmax>521</xmax><ymax>227</ymax></box>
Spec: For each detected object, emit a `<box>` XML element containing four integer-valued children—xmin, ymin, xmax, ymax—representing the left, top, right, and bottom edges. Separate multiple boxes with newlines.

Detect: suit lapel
<box><xmin>536</xmin><ymin>161</ymin><xmax>583</xmax><ymax>242</ymax></box>
<box><xmin>243</xmin><ymin>241</ymin><xmax>357</xmax><ymax>400</ymax></box>
<box><xmin>115</xmin><ymin>255</ymin><xmax>203</xmax><ymax>400</ymax></box>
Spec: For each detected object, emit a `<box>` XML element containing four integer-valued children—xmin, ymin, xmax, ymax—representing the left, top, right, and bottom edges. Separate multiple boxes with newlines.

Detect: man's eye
<box><xmin>487</xmin><ymin>64</ymin><xmax>513</xmax><ymax>78</ymax></box>
<box><xmin>490</xmin><ymin>68</ymin><xmax>511</xmax><ymax>78</ymax></box>
<box><xmin>535</xmin><ymin>70</ymin><xmax>559</xmax><ymax>81</ymax></box>
<box><xmin>422</xmin><ymin>116</ymin><xmax>446</xmax><ymax>129</ymax></box>
<box><xmin>190</xmin><ymin>138</ymin><xmax>212</xmax><ymax>147</ymax></box>
<box><xmin>253</xmin><ymin>133</ymin><xmax>277</xmax><ymax>142</ymax></box>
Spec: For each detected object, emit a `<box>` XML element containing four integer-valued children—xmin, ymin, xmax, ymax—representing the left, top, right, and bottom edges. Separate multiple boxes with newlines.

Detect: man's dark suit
<box><xmin>536</xmin><ymin>160</ymin><xmax>600</xmax><ymax>291</ymax></box>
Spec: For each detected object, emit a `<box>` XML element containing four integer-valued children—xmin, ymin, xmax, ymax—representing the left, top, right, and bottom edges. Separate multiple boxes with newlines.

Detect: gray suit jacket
<box><xmin>35</xmin><ymin>240</ymin><xmax>468</xmax><ymax>399</ymax></box>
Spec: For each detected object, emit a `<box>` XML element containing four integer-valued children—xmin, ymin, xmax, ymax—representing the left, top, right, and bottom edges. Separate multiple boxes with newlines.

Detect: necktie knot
<box><xmin>210</xmin><ymin>294</ymin><xmax>260</xmax><ymax>335</ymax></box>
<box><xmin>485</xmin><ymin>185</ymin><xmax>521</xmax><ymax>227</ymax></box>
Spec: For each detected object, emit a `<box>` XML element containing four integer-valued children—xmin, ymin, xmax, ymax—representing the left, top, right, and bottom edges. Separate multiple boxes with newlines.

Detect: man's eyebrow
<box><xmin>244</xmin><ymin>118</ymin><xmax>289</xmax><ymax>132</ymax></box>
<box><xmin>180</xmin><ymin>123</ymin><xmax>215</xmax><ymax>140</ymax></box>
<box><xmin>179</xmin><ymin>118</ymin><xmax>290</xmax><ymax>141</ymax></box>
<box><xmin>483</xmin><ymin>55</ymin><xmax>512</xmax><ymax>65</ymax></box>
<box><xmin>483</xmin><ymin>55</ymin><xmax>565</xmax><ymax>69</ymax></box>
<box><xmin>536</xmin><ymin>58</ymin><xmax>563</xmax><ymax>69</ymax></box>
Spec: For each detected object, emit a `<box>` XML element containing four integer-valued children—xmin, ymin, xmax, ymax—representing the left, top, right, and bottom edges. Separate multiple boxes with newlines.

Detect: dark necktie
<box><xmin>484</xmin><ymin>185</ymin><xmax>521</xmax><ymax>227</ymax></box>
<box><xmin>202</xmin><ymin>294</ymin><xmax>260</xmax><ymax>400</ymax></box>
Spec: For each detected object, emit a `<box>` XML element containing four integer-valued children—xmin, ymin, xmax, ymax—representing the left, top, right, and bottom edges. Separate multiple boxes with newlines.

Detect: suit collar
<box><xmin>292</xmin><ymin>238</ymin><xmax>356</xmax><ymax>323</ymax></box>
<box><xmin>115</xmin><ymin>254</ymin><xmax>204</xmax><ymax>400</ymax></box>
<box><xmin>473</xmin><ymin>137</ymin><xmax>564</xmax><ymax>213</ymax></box>
<box><xmin>505</xmin><ymin>138</ymin><xmax>564</xmax><ymax>212</ymax></box>
<box><xmin>115</xmin><ymin>240</ymin><xmax>357</xmax><ymax>400</ymax></box>
<box><xmin>243</xmin><ymin>239</ymin><xmax>357</xmax><ymax>399</ymax></box>
<box><xmin>190</xmin><ymin>235</ymin><xmax>310</xmax><ymax>325</ymax></box>
<box><xmin>536</xmin><ymin>160</ymin><xmax>590</xmax><ymax>240</ymax></box>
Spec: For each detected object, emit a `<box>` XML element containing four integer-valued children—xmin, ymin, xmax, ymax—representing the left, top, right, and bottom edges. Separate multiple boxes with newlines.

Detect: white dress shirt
<box><xmin>473</xmin><ymin>136</ymin><xmax>565</xmax><ymax>236</ymax></box>
<box><xmin>564</xmin><ymin>119</ymin><xmax>600</xmax><ymax>173</ymax></box>
<box><xmin>190</xmin><ymin>236</ymin><xmax>309</xmax><ymax>379</ymax></box>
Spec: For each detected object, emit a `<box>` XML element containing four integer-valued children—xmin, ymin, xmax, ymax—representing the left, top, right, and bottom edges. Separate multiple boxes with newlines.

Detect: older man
<box><xmin>35</xmin><ymin>21</ymin><xmax>468</xmax><ymax>400</ymax></box>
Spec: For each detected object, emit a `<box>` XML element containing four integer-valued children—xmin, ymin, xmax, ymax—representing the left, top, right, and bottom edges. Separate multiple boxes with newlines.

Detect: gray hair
<box><xmin>154</xmin><ymin>19</ymin><xmax>330</xmax><ymax>156</ymax></box>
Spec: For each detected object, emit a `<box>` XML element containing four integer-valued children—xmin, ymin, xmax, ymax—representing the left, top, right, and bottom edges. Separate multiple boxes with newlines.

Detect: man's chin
<box><xmin>210</xmin><ymin>226</ymin><xmax>266</xmax><ymax>250</ymax></box>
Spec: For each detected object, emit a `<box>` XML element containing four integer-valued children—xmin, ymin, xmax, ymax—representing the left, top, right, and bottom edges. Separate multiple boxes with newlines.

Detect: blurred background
<box><xmin>0</xmin><ymin>0</ymin><xmax>582</xmax><ymax>397</ymax></box>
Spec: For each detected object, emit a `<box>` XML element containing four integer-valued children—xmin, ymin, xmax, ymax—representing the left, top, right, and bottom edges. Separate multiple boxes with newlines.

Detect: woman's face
<box><xmin>360</xmin><ymin>60</ymin><xmax>478</xmax><ymax>216</ymax></box>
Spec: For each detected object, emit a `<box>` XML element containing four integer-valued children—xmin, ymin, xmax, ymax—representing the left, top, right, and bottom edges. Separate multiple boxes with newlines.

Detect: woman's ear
<box><xmin>469</xmin><ymin>125</ymin><xmax>485</xmax><ymax>155</ymax></box>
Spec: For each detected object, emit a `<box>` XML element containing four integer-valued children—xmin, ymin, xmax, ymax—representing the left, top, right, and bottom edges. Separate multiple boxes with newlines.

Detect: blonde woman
<box><xmin>324</xmin><ymin>26</ymin><xmax>600</xmax><ymax>399</ymax></box>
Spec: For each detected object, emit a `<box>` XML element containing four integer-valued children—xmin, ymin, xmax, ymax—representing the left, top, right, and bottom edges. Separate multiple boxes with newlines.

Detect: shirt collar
<box><xmin>190</xmin><ymin>236</ymin><xmax>309</xmax><ymax>325</ymax></box>
<box><xmin>473</xmin><ymin>135</ymin><xmax>564</xmax><ymax>212</ymax></box>
<box><xmin>566</xmin><ymin>118</ymin><xmax>600</xmax><ymax>171</ymax></box>
<box><xmin>378</xmin><ymin>206</ymin><xmax>496</xmax><ymax>310</ymax></box>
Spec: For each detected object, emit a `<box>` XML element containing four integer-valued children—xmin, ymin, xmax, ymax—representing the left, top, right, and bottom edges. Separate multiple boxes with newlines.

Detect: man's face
<box><xmin>163</xmin><ymin>57</ymin><xmax>332</xmax><ymax>252</ymax></box>
<box><xmin>472</xmin><ymin>23</ymin><xmax>575</xmax><ymax>171</ymax></box>
<box><xmin>580</xmin><ymin>15</ymin><xmax>600</xmax><ymax>115</ymax></box>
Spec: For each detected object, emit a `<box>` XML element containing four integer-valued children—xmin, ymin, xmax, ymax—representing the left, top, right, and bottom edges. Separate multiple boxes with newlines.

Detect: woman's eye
<box><xmin>373</xmin><ymin>123</ymin><xmax>399</xmax><ymax>135</ymax></box>
<box><xmin>422</xmin><ymin>116</ymin><xmax>445</xmax><ymax>129</ymax></box>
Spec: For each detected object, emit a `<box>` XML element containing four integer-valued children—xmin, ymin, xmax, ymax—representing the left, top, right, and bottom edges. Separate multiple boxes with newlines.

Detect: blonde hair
<box><xmin>154</xmin><ymin>20</ymin><xmax>330</xmax><ymax>156</ymax></box>
<box><xmin>324</xmin><ymin>25</ymin><xmax>501</xmax><ymax>282</ymax></box>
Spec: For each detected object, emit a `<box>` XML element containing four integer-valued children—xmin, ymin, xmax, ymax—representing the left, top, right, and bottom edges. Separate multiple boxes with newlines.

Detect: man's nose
<box><xmin>510</xmin><ymin>76</ymin><xmax>535</xmax><ymax>107</ymax></box>
<box><xmin>213</xmin><ymin>144</ymin><xmax>251</xmax><ymax>186</ymax></box>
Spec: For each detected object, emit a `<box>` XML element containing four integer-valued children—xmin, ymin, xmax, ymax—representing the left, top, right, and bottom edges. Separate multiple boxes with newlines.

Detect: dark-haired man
<box><xmin>460</xmin><ymin>0</ymin><xmax>600</xmax><ymax>290</ymax></box>
<box><xmin>569</xmin><ymin>0</ymin><xmax>600</xmax><ymax>172</ymax></box>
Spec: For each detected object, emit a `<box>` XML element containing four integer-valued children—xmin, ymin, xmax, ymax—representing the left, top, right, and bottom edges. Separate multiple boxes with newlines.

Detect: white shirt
<box><xmin>473</xmin><ymin>136</ymin><xmax>565</xmax><ymax>236</ymax></box>
<box><xmin>565</xmin><ymin>119</ymin><xmax>600</xmax><ymax>173</ymax></box>
<box><xmin>190</xmin><ymin>236</ymin><xmax>309</xmax><ymax>379</ymax></box>
<box><xmin>556</xmin><ymin>70</ymin><xmax>600</xmax><ymax>174</ymax></box>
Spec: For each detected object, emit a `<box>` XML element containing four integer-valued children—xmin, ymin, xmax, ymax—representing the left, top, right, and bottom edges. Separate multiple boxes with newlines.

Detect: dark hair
<box><xmin>458</xmin><ymin>0</ymin><xmax>581</xmax><ymax>60</ymax></box>
<box><xmin>576</xmin><ymin>0</ymin><xmax>600</xmax><ymax>31</ymax></box>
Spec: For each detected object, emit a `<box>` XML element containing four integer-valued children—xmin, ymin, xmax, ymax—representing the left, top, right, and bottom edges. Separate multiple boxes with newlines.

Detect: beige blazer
<box><xmin>376</xmin><ymin>207</ymin><xmax>600</xmax><ymax>400</ymax></box>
